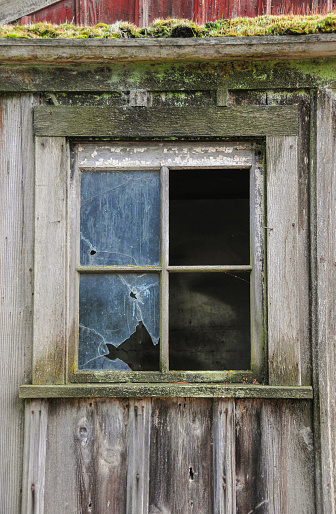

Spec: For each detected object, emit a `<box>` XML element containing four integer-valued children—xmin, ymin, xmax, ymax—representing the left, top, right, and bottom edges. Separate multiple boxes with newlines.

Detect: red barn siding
<box><xmin>17</xmin><ymin>0</ymin><xmax>335</xmax><ymax>26</ymax></box>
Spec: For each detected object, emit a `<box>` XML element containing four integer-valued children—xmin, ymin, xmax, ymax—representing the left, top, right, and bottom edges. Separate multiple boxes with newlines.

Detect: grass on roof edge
<box><xmin>1</xmin><ymin>14</ymin><xmax>336</xmax><ymax>39</ymax></box>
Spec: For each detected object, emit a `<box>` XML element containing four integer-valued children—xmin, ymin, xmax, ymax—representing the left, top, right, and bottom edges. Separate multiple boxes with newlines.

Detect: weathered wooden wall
<box><xmin>4</xmin><ymin>0</ymin><xmax>335</xmax><ymax>27</ymax></box>
<box><xmin>21</xmin><ymin>397</ymin><xmax>314</xmax><ymax>513</ymax></box>
<box><xmin>0</xmin><ymin>95</ymin><xmax>35</xmax><ymax>513</ymax></box>
<box><xmin>0</xmin><ymin>45</ymin><xmax>335</xmax><ymax>513</ymax></box>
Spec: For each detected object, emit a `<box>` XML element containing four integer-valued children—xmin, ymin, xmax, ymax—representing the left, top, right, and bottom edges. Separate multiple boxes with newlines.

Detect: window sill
<box><xmin>20</xmin><ymin>383</ymin><xmax>313</xmax><ymax>400</ymax></box>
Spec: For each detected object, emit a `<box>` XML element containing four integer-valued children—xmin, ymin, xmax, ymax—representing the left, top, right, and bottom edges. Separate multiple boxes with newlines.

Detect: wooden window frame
<box><xmin>71</xmin><ymin>141</ymin><xmax>264</xmax><ymax>383</ymax></box>
<box><xmin>30</xmin><ymin>104</ymin><xmax>310</xmax><ymax>395</ymax></box>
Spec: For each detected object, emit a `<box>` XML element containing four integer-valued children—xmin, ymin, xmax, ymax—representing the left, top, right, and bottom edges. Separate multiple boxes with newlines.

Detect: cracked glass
<box><xmin>80</xmin><ymin>170</ymin><xmax>160</xmax><ymax>266</ymax></box>
<box><xmin>79</xmin><ymin>169</ymin><xmax>160</xmax><ymax>371</ymax></box>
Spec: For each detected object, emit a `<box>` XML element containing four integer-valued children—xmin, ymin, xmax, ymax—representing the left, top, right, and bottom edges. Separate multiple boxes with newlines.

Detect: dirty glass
<box><xmin>169</xmin><ymin>169</ymin><xmax>249</xmax><ymax>265</ymax></box>
<box><xmin>79</xmin><ymin>273</ymin><xmax>160</xmax><ymax>371</ymax></box>
<box><xmin>80</xmin><ymin>170</ymin><xmax>160</xmax><ymax>266</ymax></box>
<box><xmin>169</xmin><ymin>272</ymin><xmax>250</xmax><ymax>370</ymax></box>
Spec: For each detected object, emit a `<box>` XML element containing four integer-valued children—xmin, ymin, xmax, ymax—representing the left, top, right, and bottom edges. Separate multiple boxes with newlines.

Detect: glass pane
<box><xmin>169</xmin><ymin>169</ymin><xmax>249</xmax><ymax>265</ymax></box>
<box><xmin>169</xmin><ymin>272</ymin><xmax>250</xmax><ymax>370</ymax></box>
<box><xmin>79</xmin><ymin>273</ymin><xmax>160</xmax><ymax>371</ymax></box>
<box><xmin>80</xmin><ymin>170</ymin><xmax>160</xmax><ymax>266</ymax></box>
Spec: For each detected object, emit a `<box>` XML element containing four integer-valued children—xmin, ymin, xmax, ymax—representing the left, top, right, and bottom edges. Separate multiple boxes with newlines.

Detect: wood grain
<box><xmin>33</xmin><ymin>137</ymin><xmax>69</xmax><ymax>384</ymax></box>
<box><xmin>213</xmin><ymin>399</ymin><xmax>236</xmax><ymax>514</ymax></box>
<box><xmin>0</xmin><ymin>95</ymin><xmax>35</xmax><ymax>514</ymax></box>
<box><xmin>0</xmin><ymin>36</ymin><xmax>335</xmax><ymax>66</ymax></box>
<box><xmin>314</xmin><ymin>88</ymin><xmax>336</xmax><ymax>514</ymax></box>
<box><xmin>235</xmin><ymin>399</ymin><xmax>315</xmax><ymax>513</ymax></box>
<box><xmin>42</xmin><ymin>399</ymin><xmax>129</xmax><ymax>512</ymax></box>
<box><xmin>149</xmin><ymin>398</ymin><xmax>213</xmax><ymax>513</ymax></box>
<box><xmin>22</xmin><ymin>400</ymin><xmax>49</xmax><ymax>514</ymax></box>
<box><xmin>126</xmin><ymin>399</ymin><xmax>151</xmax><ymax>514</ymax></box>
<box><xmin>266</xmin><ymin>136</ymin><xmax>307</xmax><ymax>386</ymax></box>
<box><xmin>33</xmin><ymin>105</ymin><xmax>298</xmax><ymax>138</ymax></box>
<box><xmin>0</xmin><ymin>0</ymin><xmax>61</xmax><ymax>24</ymax></box>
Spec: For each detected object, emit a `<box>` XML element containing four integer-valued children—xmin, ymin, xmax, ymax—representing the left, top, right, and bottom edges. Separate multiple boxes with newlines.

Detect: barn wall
<box><xmin>14</xmin><ymin>0</ymin><xmax>336</xmax><ymax>26</ymax></box>
<box><xmin>0</xmin><ymin>95</ymin><xmax>36</xmax><ymax>513</ymax></box>
<box><xmin>21</xmin><ymin>397</ymin><xmax>314</xmax><ymax>513</ymax></box>
<box><xmin>0</xmin><ymin>51</ymin><xmax>335</xmax><ymax>513</ymax></box>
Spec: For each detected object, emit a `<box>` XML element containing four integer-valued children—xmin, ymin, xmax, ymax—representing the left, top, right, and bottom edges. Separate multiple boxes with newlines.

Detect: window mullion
<box><xmin>160</xmin><ymin>166</ymin><xmax>169</xmax><ymax>373</ymax></box>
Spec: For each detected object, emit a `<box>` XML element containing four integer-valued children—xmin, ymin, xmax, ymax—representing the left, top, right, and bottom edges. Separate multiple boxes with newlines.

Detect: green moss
<box><xmin>1</xmin><ymin>13</ymin><xmax>336</xmax><ymax>39</ymax></box>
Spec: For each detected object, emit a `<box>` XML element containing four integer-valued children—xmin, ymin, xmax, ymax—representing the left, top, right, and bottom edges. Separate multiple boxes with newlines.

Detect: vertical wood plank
<box><xmin>22</xmin><ymin>400</ymin><xmax>49</xmax><ymax>514</ymax></box>
<box><xmin>149</xmin><ymin>398</ymin><xmax>213</xmax><ymax>514</ymax></box>
<box><xmin>33</xmin><ymin>137</ymin><xmax>69</xmax><ymax>384</ymax></box>
<box><xmin>139</xmin><ymin>0</ymin><xmax>149</xmax><ymax>28</ymax></box>
<box><xmin>126</xmin><ymin>399</ymin><xmax>151</xmax><ymax>514</ymax></box>
<box><xmin>213</xmin><ymin>399</ymin><xmax>236</xmax><ymax>514</ymax></box>
<box><xmin>267</xmin><ymin>135</ymin><xmax>304</xmax><ymax>385</ymax></box>
<box><xmin>235</xmin><ymin>399</ymin><xmax>315</xmax><ymax>514</ymax></box>
<box><xmin>314</xmin><ymin>88</ymin><xmax>336</xmax><ymax>514</ymax></box>
<box><xmin>44</xmin><ymin>399</ymin><xmax>129</xmax><ymax>513</ymax></box>
<box><xmin>250</xmin><ymin>146</ymin><xmax>266</xmax><ymax>381</ymax></box>
<box><xmin>0</xmin><ymin>94</ymin><xmax>35</xmax><ymax>514</ymax></box>
<box><xmin>266</xmin><ymin>92</ymin><xmax>311</xmax><ymax>386</ymax></box>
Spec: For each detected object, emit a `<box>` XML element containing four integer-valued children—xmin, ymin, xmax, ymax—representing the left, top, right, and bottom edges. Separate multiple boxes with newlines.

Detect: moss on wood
<box><xmin>1</xmin><ymin>14</ymin><xmax>336</xmax><ymax>39</ymax></box>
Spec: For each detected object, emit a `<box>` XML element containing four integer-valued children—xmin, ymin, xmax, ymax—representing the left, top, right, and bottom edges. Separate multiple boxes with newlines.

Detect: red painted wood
<box><xmin>19</xmin><ymin>0</ymin><xmax>77</xmax><ymax>25</ymax></box>
<box><xmin>148</xmin><ymin>0</ymin><xmax>194</xmax><ymax>24</ymax></box>
<box><xmin>17</xmin><ymin>0</ymin><xmax>335</xmax><ymax>27</ymax></box>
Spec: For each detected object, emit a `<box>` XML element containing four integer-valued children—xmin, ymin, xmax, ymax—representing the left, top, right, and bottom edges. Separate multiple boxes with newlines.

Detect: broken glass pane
<box><xmin>169</xmin><ymin>169</ymin><xmax>250</xmax><ymax>265</ymax></box>
<box><xmin>169</xmin><ymin>272</ymin><xmax>250</xmax><ymax>370</ymax></box>
<box><xmin>80</xmin><ymin>170</ymin><xmax>160</xmax><ymax>266</ymax></box>
<box><xmin>79</xmin><ymin>273</ymin><xmax>160</xmax><ymax>371</ymax></box>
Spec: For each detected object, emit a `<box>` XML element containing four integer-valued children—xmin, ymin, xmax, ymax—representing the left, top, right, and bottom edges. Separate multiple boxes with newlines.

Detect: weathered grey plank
<box><xmin>0</xmin><ymin>0</ymin><xmax>60</xmax><ymax>24</ymax></box>
<box><xmin>19</xmin><ymin>383</ymin><xmax>314</xmax><ymax>399</ymax></box>
<box><xmin>235</xmin><ymin>399</ymin><xmax>315</xmax><ymax>513</ymax></box>
<box><xmin>34</xmin><ymin>105</ymin><xmax>299</xmax><ymax>138</ymax></box>
<box><xmin>0</xmin><ymin>36</ymin><xmax>335</xmax><ymax>65</ymax></box>
<box><xmin>149</xmin><ymin>398</ymin><xmax>213</xmax><ymax>514</ymax></box>
<box><xmin>0</xmin><ymin>62</ymin><xmax>334</xmax><ymax>94</ymax></box>
<box><xmin>266</xmin><ymin>136</ymin><xmax>307</xmax><ymax>386</ymax></box>
<box><xmin>213</xmin><ymin>400</ymin><xmax>236</xmax><ymax>514</ymax></box>
<box><xmin>267</xmin><ymin>92</ymin><xmax>311</xmax><ymax>386</ymax></box>
<box><xmin>0</xmin><ymin>94</ymin><xmax>35</xmax><ymax>514</ymax></box>
<box><xmin>78</xmin><ymin>142</ymin><xmax>253</xmax><ymax>170</ymax></box>
<box><xmin>314</xmin><ymin>88</ymin><xmax>336</xmax><ymax>514</ymax></box>
<box><xmin>126</xmin><ymin>399</ymin><xmax>151</xmax><ymax>514</ymax></box>
<box><xmin>33</xmin><ymin>137</ymin><xmax>69</xmax><ymax>384</ymax></box>
<box><xmin>44</xmin><ymin>399</ymin><xmax>129</xmax><ymax>513</ymax></box>
<box><xmin>22</xmin><ymin>400</ymin><xmax>49</xmax><ymax>514</ymax></box>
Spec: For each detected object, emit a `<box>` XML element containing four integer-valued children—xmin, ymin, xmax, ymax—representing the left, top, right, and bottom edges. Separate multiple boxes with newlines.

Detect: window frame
<box><xmin>68</xmin><ymin>141</ymin><xmax>265</xmax><ymax>384</ymax></box>
<box><xmin>31</xmin><ymin>104</ymin><xmax>302</xmax><ymax>390</ymax></box>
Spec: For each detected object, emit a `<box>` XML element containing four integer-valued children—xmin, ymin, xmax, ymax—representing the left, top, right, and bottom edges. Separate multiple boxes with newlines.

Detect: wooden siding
<box><xmin>0</xmin><ymin>95</ymin><xmax>36</xmax><ymax>513</ymax></box>
<box><xmin>21</xmin><ymin>397</ymin><xmax>315</xmax><ymax>513</ymax></box>
<box><xmin>14</xmin><ymin>0</ymin><xmax>336</xmax><ymax>26</ymax></box>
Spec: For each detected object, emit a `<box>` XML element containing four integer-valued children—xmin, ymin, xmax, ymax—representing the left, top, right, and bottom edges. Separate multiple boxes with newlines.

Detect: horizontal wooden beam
<box><xmin>0</xmin><ymin>35</ymin><xmax>335</xmax><ymax>64</ymax></box>
<box><xmin>20</xmin><ymin>383</ymin><xmax>313</xmax><ymax>399</ymax></box>
<box><xmin>34</xmin><ymin>105</ymin><xmax>298</xmax><ymax>138</ymax></box>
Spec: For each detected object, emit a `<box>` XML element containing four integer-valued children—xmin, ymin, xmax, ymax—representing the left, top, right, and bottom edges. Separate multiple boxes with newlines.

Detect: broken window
<box><xmin>76</xmin><ymin>143</ymin><xmax>262</xmax><ymax>375</ymax></box>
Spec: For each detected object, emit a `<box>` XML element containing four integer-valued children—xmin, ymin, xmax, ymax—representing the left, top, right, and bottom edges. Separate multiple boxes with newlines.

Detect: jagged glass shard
<box><xmin>79</xmin><ymin>273</ymin><xmax>160</xmax><ymax>371</ymax></box>
<box><xmin>80</xmin><ymin>170</ymin><xmax>160</xmax><ymax>266</ymax></box>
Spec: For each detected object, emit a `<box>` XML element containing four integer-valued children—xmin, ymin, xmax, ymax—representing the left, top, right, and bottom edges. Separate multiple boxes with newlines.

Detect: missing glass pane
<box><xmin>169</xmin><ymin>169</ymin><xmax>249</xmax><ymax>265</ymax></box>
<box><xmin>79</xmin><ymin>273</ymin><xmax>160</xmax><ymax>371</ymax></box>
<box><xmin>80</xmin><ymin>170</ymin><xmax>160</xmax><ymax>266</ymax></box>
<box><xmin>169</xmin><ymin>272</ymin><xmax>251</xmax><ymax>371</ymax></box>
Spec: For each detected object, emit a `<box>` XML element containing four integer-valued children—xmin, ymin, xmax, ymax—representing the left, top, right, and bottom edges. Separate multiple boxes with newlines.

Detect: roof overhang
<box><xmin>0</xmin><ymin>34</ymin><xmax>335</xmax><ymax>65</ymax></box>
